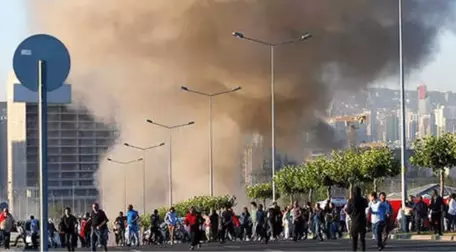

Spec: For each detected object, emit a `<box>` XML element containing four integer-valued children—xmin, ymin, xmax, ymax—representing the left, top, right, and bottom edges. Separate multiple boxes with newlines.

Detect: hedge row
<box><xmin>139</xmin><ymin>195</ymin><xmax>236</xmax><ymax>228</ymax></box>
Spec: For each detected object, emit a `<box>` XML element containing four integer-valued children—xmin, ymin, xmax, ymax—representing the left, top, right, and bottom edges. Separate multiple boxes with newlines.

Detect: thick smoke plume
<box><xmin>28</xmin><ymin>0</ymin><xmax>454</xmax><ymax>211</ymax></box>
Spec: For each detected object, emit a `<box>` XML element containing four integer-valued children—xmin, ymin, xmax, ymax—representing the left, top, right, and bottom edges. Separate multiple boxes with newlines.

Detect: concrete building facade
<box><xmin>7</xmin><ymin>73</ymin><xmax>118</xmax><ymax>218</ymax></box>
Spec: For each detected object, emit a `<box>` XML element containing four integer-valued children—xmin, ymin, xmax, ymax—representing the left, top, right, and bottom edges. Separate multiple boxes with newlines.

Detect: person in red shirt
<box><xmin>184</xmin><ymin>207</ymin><xmax>201</xmax><ymax>250</ymax></box>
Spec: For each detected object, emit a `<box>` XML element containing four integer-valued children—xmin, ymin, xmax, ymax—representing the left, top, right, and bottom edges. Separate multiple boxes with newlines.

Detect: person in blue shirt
<box><xmin>29</xmin><ymin>215</ymin><xmax>39</xmax><ymax>249</ymax></box>
<box><xmin>126</xmin><ymin>204</ymin><xmax>139</xmax><ymax>247</ymax></box>
<box><xmin>368</xmin><ymin>192</ymin><xmax>388</xmax><ymax>251</ymax></box>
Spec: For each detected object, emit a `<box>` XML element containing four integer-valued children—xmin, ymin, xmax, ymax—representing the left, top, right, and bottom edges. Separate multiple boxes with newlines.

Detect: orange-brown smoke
<box><xmin>27</xmin><ymin>0</ymin><xmax>454</xmax><ymax>212</ymax></box>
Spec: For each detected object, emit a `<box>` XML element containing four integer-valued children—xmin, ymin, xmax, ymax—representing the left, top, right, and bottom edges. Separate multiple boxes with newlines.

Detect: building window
<box><xmin>49</xmin><ymin>180</ymin><xmax>60</xmax><ymax>187</ymax></box>
<box><xmin>62</xmin><ymin>139</ymin><xmax>77</xmax><ymax>146</ymax></box>
<box><xmin>61</xmin><ymin>155</ymin><xmax>77</xmax><ymax>162</ymax></box>
<box><xmin>80</xmin><ymin>156</ymin><xmax>96</xmax><ymax>162</ymax></box>
<box><xmin>61</xmin><ymin>130</ymin><xmax>77</xmax><ymax>138</ymax></box>
<box><xmin>79</xmin><ymin>139</ymin><xmax>95</xmax><ymax>146</ymax></box>
<box><xmin>48</xmin><ymin>156</ymin><xmax>60</xmax><ymax>163</ymax></box>
<box><xmin>61</xmin><ymin>147</ymin><xmax>77</xmax><ymax>154</ymax></box>
<box><xmin>79</xmin><ymin>147</ymin><xmax>94</xmax><ymax>154</ymax></box>
<box><xmin>78</xmin><ymin>130</ymin><xmax>94</xmax><ymax>138</ymax></box>
<box><xmin>79</xmin><ymin>164</ymin><xmax>96</xmax><ymax>171</ymax></box>
<box><xmin>61</xmin><ymin>122</ymin><xmax>77</xmax><ymax>130</ymax></box>
<box><xmin>48</xmin><ymin>131</ymin><xmax>60</xmax><ymax>138</ymax></box>
<box><xmin>61</xmin><ymin>114</ymin><xmax>76</xmax><ymax>121</ymax></box>
<box><xmin>78</xmin><ymin>114</ymin><xmax>92</xmax><ymax>121</ymax></box>
<box><xmin>95</xmin><ymin>131</ymin><xmax>110</xmax><ymax>138</ymax></box>
<box><xmin>61</xmin><ymin>180</ymin><xmax>75</xmax><ymax>186</ymax></box>
<box><xmin>48</xmin><ymin>139</ymin><xmax>60</xmax><ymax>146</ymax></box>
<box><xmin>78</xmin><ymin>122</ymin><xmax>94</xmax><ymax>129</ymax></box>
<box><xmin>62</xmin><ymin>172</ymin><xmax>77</xmax><ymax>179</ymax></box>
<box><xmin>80</xmin><ymin>172</ymin><xmax>93</xmax><ymax>178</ymax></box>
<box><xmin>48</xmin><ymin>172</ymin><xmax>61</xmax><ymax>179</ymax></box>
<box><xmin>79</xmin><ymin>180</ymin><xmax>93</xmax><ymax>186</ymax></box>
<box><xmin>62</xmin><ymin>164</ymin><xmax>78</xmax><ymax>171</ymax></box>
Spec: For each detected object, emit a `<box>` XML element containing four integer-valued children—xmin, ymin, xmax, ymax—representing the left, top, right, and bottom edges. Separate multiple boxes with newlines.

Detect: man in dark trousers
<box><xmin>209</xmin><ymin>209</ymin><xmax>219</xmax><ymax>241</ymax></box>
<box><xmin>184</xmin><ymin>207</ymin><xmax>201</xmax><ymax>250</ymax></box>
<box><xmin>90</xmin><ymin>202</ymin><xmax>109</xmax><ymax>251</ymax></box>
<box><xmin>114</xmin><ymin>211</ymin><xmax>126</xmax><ymax>246</ymax></box>
<box><xmin>346</xmin><ymin>186</ymin><xmax>368</xmax><ymax>251</ymax></box>
<box><xmin>219</xmin><ymin>206</ymin><xmax>235</xmax><ymax>243</ymax></box>
<box><xmin>430</xmin><ymin>189</ymin><xmax>444</xmax><ymax>235</ymax></box>
<box><xmin>413</xmin><ymin>196</ymin><xmax>428</xmax><ymax>234</ymax></box>
<box><xmin>59</xmin><ymin>207</ymin><xmax>78</xmax><ymax>251</ymax></box>
<box><xmin>149</xmin><ymin>209</ymin><xmax>163</xmax><ymax>244</ymax></box>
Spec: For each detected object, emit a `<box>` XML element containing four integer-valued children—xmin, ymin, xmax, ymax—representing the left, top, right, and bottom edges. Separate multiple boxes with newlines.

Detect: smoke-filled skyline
<box><xmin>28</xmin><ymin>0</ymin><xmax>455</xmax><ymax>212</ymax></box>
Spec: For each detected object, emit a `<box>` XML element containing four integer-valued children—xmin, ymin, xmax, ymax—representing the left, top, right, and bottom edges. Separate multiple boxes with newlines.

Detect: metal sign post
<box><xmin>13</xmin><ymin>34</ymin><xmax>71</xmax><ymax>252</ymax></box>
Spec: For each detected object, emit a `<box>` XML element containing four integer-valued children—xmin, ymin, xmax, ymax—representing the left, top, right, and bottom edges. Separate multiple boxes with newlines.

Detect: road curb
<box><xmin>389</xmin><ymin>233</ymin><xmax>455</xmax><ymax>241</ymax></box>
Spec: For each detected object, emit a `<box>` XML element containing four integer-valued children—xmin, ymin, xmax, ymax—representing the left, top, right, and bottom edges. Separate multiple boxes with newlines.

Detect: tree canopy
<box><xmin>411</xmin><ymin>133</ymin><xmax>456</xmax><ymax>196</ymax></box>
<box><xmin>361</xmin><ymin>147</ymin><xmax>401</xmax><ymax>191</ymax></box>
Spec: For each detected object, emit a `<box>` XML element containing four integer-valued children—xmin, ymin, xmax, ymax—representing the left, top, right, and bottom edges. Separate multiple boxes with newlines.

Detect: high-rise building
<box><xmin>385</xmin><ymin>114</ymin><xmax>399</xmax><ymax>143</ymax></box>
<box><xmin>0</xmin><ymin>102</ymin><xmax>7</xmax><ymax>201</ymax></box>
<box><xmin>417</xmin><ymin>84</ymin><xmax>432</xmax><ymax>115</ymax></box>
<box><xmin>6</xmin><ymin>73</ymin><xmax>118</xmax><ymax>218</ymax></box>
<box><xmin>418</xmin><ymin>114</ymin><xmax>432</xmax><ymax>138</ymax></box>
<box><xmin>406</xmin><ymin>112</ymin><xmax>418</xmax><ymax>141</ymax></box>
<box><xmin>242</xmin><ymin>133</ymin><xmax>265</xmax><ymax>186</ymax></box>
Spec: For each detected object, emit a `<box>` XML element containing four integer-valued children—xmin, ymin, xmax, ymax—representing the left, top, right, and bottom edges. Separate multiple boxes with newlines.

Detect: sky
<box><xmin>0</xmin><ymin>1</ymin><xmax>455</xmax><ymax>102</ymax></box>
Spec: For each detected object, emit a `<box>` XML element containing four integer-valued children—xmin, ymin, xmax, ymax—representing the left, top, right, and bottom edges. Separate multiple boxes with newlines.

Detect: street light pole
<box><xmin>232</xmin><ymin>31</ymin><xmax>312</xmax><ymax>201</ymax></box>
<box><xmin>209</xmin><ymin>96</ymin><xmax>213</xmax><ymax>196</ymax></box>
<box><xmin>168</xmin><ymin>130</ymin><xmax>173</xmax><ymax>206</ymax></box>
<box><xmin>107</xmin><ymin>157</ymin><xmax>143</xmax><ymax>209</ymax></box>
<box><xmin>181</xmin><ymin>85</ymin><xmax>241</xmax><ymax>196</ymax></box>
<box><xmin>270</xmin><ymin>46</ymin><xmax>276</xmax><ymax>201</ymax></box>
<box><xmin>398</xmin><ymin>0</ymin><xmax>407</xmax><ymax>209</ymax></box>
<box><xmin>123</xmin><ymin>142</ymin><xmax>165</xmax><ymax>214</ymax></box>
<box><xmin>145</xmin><ymin>119</ymin><xmax>195</xmax><ymax>206</ymax></box>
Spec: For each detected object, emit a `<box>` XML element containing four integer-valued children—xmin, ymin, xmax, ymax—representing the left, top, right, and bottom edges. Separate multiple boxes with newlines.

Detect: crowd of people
<box><xmin>0</xmin><ymin>187</ymin><xmax>455</xmax><ymax>251</ymax></box>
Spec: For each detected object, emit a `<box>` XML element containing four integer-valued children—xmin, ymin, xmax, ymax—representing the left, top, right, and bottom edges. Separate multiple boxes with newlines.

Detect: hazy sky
<box><xmin>0</xmin><ymin>1</ymin><xmax>455</xmax><ymax>101</ymax></box>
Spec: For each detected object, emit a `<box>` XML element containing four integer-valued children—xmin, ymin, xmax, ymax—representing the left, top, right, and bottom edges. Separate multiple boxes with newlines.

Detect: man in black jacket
<box><xmin>413</xmin><ymin>196</ymin><xmax>428</xmax><ymax>234</ymax></box>
<box><xmin>59</xmin><ymin>207</ymin><xmax>78</xmax><ymax>252</ymax></box>
<box><xmin>209</xmin><ymin>209</ymin><xmax>219</xmax><ymax>241</ymax></box>
<box><xmin>430</xmin><ymin>189</ymin><xmax>444</xmax><ymax>235</ymax></box>
<box><xmin>90</xmin><ymin>202</ymin><xmax>109</xmax><ymax>251</ymax></box>
<box><xmin>149</xmin><ymin>209</ymin><xmax>163</xmax><ymax>244</ymax></box>
<box><xmin>346</xmin><ymin>186</ymin><xmax>368</xmax><ymax>251</ymax></box>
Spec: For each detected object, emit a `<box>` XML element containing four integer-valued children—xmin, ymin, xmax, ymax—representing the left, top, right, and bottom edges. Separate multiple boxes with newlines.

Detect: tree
<box><xmin>246</xmin><ymin>182</ymin><xmax>278</xmax><ymax>206</ymax></box>
<box><xmin>303</xmin><ymin>157</ymin><xmax>334</xmax><ymax>199</ymax></box>
<box><xmin>361</xmin><ymin>147</ymin><xmax>400</xmax><ymax>192</ymax></box>
<box><xmin>274</xmin><ymin>165</ymin><xmax>307</xmax><ymax>203</ymax></box>
<box><xmin>328</xmin><ymin>149</ymin><xmax>364</xmax><ymax>195</ymax></box>
<box><xmin>411</xmin><ymin>133</ymin><xmax>456</xmax><ymax>196</ymax></box>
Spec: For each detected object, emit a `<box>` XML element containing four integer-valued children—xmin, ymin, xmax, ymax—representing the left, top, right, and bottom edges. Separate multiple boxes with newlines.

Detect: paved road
<box><xmin>33</xmin><ymin>239</ymin><xmax>455</xmax><ymax>251</ymax></box>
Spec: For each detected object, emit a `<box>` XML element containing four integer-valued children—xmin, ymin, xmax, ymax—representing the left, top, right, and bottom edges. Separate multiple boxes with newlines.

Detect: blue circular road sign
<box><xmin>0</xmin><ymin>202</ymin><xmax>8</xmax><ymax>210</ymax></box>
<box><xmin>13</xmin><ymin>34</ymin><xmax>71</xmax><ymax>92</ymax></box>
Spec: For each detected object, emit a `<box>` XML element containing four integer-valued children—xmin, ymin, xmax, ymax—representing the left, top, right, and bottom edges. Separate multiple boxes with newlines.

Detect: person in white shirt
<box><xmin>343</xmin><ymin>203</ymin><xmax>351</xmax><ymax>237</ymax></box>
<box><xmin>368</xmin><ymin>192</ymin><xmax>387</xmax><ymax>251</ymax></box>
<box><xmin>448</xmin><ymin>193</ymin><xmax>456</xmax><ymax>231</ymax></box>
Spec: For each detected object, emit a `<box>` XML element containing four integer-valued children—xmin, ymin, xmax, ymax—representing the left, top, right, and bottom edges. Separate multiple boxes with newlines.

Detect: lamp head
<box><xmin>300</xmin><ymin>33</ymin><xmax>312</xmax><ymax>40</ymax></box>
<box><xmin>146</xmin><ymin>119</ymin><xmax>153</xmax><ymax>124</ymax></box>
<box><xmin>232</xmin><ymin>86</ymin><xmax>242</xmax><ymax>92</ymax></box>
<box><xmin>107</xmin><ymin>158</ymin><xmax>112</xmax><ymax>161</ymax></box>
<box><xmin>159</xmin><ymin>142</ymin><xmax>165</xmax><ymax>146</ymax></box>
<box><xmin>123</xmin><ymin>143</ymin><xmax>129</xmax><ymax>147</ymax></box>
<box><xmin>232</xmin><ymin>31</ymin><xmax>244</xmax><ymax>39</ymax></box>
<box><xmin>188</xmin><ymin>121</ymin><xmax>195</xmax><ymax>125</ymax></box>
<box><xmin>181</xmin><ymin>86</ymin><xmax>189</xmax><ymax>91</ymax></box>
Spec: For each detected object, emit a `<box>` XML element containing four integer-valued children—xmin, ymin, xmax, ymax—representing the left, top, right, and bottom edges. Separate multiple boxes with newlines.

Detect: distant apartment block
<box><xmin>6</xmin><ymin>73</ymin><xmax>118</xmax><ymax>218</ymax></box>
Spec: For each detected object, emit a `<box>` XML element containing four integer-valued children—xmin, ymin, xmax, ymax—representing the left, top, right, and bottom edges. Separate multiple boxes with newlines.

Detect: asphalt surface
<box><xmin>25</xmin><ymin>239</ymin><xmax>455</xmax><ymax>251</ymax></box>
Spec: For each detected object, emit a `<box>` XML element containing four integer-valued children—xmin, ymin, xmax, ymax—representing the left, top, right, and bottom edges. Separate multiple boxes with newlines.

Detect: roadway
<box><xmin>33</xmin><ymin>239</ymin><xmax>455</xmax><ymax>251</ymax></box>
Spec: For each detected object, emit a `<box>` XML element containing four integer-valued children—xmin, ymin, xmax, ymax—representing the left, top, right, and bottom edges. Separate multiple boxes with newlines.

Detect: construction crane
<box><xmin>359</xmin><ymin>142</ymin><xmax>387</xmax><ymax>148</ymax></box>
<box><xmin>328</xmin><ymin>114</ymin><xmax>367</xmax><ymax>148</ymax></box>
